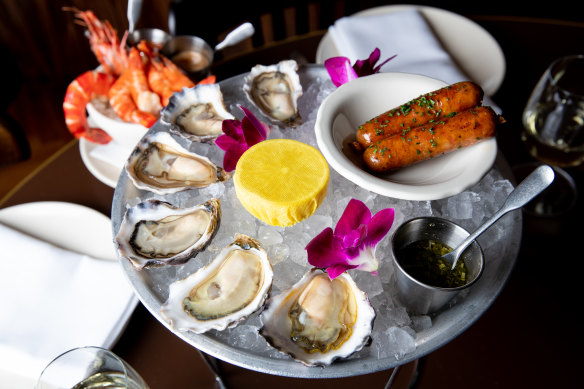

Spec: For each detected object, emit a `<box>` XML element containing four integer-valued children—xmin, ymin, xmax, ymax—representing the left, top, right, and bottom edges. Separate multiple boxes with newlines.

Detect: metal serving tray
<box><xmin>111</xmin><ymin>65</ymin><xmax>521</xmax><ymax>378</ymax></box>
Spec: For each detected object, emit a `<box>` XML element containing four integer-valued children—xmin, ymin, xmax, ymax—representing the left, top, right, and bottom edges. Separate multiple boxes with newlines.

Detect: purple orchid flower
<box><xmin>215</xmin><ymin>106</ymin><xmax>269</xmax><ymax>172</ymax></box>
<box><xmin>305</xmin><ymin>198</ymin><xmax>395</xmax><ymax>279</ymax></box>
<box><xmin>324</xmin><ymin>48</ymin><xmax>397</xmax><ymax>87</ymax></box>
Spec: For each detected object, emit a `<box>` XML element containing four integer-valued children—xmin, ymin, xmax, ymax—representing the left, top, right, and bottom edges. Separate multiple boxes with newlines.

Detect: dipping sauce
<box><xmin>171</xmin><ymin>50</ymin><xmax>211</xmax><ymax>72</ymax></box>
<box><xmin>396</xmin><ymin>239</ymin><xmax>468</xmax><ymax>288</ymax></box>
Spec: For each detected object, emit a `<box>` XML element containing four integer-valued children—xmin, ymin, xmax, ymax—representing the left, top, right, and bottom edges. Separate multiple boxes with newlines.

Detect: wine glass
<box><xmin>518</xmin><ymin>55</ymin><xmax>583</xmax><ymax>217</ymax></box>
<box><xmin>522</xmin><ymin>54</ymin><xmax>584</xmax><ymax>167</ymax></box>
<box><xmin>36</xmin><ymin>346</ymin><xmax>149</xmax><ymax>389</ymax></box>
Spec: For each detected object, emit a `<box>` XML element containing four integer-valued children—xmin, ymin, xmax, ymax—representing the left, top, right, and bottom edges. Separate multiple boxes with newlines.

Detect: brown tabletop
<box><xmin>2</xmin><ymin>15</ymin><xmax>583</xmax><ymax>389</ymax></box>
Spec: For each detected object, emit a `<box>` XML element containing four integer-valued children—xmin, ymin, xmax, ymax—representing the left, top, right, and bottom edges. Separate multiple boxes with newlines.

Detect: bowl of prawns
<box><xmin>62</xmin><ymin>8</ymin><xmax>215</xmax><ymax>147</ymax></box>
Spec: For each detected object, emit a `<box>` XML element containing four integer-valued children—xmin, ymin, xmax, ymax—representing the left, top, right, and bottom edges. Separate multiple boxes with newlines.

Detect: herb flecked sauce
<box><xmin>396</xmin><ymin>239</ymin><xmax>468</xmax><ymax>288</ymax></box>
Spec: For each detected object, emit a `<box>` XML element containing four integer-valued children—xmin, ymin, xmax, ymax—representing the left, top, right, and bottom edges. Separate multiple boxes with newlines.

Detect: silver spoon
<box><xmin>444</xmin><ymin>164</ymin><xmax>555</xmax><ymax>270</ymax></box>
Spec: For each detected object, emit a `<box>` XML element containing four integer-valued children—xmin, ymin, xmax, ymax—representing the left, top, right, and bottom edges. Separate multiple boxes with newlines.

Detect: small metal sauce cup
<box><xmin>162</xmin><ymin>35</ymin><xmax>213</xmax><ymax>81</ymax></box>
<box><xmin>391</xmin><ymin>217</ymin><xmax>484</xmax><ymax>315</ymax></box>
<box><xmin>129</xmin><ymin>28</ymin><xmax>171</xmax><ymax>50</ymax></box>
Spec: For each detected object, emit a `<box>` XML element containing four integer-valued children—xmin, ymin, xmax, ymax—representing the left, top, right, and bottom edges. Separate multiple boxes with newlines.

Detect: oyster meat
<box><xmin>259</xmin><ymin>268</ymin><xmax>375</xmax><ymax>366</ymax></box>
<box><xmin>160</xmin><ymin>234</ymin><xmax>273</xmax><ymax>334</ymax></box>
<box><xmin>243</xmin><ymin>60</ymin><xmax>303</xmax><ymax>126</ymax></box>
<box><xmin>115</xmin><ymin>198</ymin><xmax>221</xmax><ymax>270</ymax></box>
<box><xmin>126</xmin><ymin>131</ymin><xmax>231</xmax><ymax>194</ymax></box>
<box><xmin>161</xmin><ymin>84</ymin><xmax>235</xmax><ymax>142</ymax></box>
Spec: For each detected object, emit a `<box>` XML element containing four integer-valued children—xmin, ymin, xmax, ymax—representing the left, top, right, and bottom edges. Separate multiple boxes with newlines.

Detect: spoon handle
<box><xmin>449</xmin><ymin>164</ymin><xmax>555</xmax><ymax>269</ymax></box>
<box><xmin>127</xmin><ymin>0</ymin><xmax>142</xmax><ymax>33</ymax></box>
<box><xmin>215</xmin><ymin>22</ymin><xmax>255</xmax><ymax>51</ymax></box>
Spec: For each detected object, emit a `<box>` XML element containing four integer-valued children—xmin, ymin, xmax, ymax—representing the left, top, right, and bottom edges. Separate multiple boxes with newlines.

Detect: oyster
<box><xmin>115</xmin><ymin>198</ymin><xmax>221</xmax><ymax>270</ymax></box>
<box><xmin>259</xmin><ymin>268</ymin><xmax>375</xmax><ymax>366</ymax></box>
<box><xmin>126</xmin><ymin>131</ymin><xmax>231</xmax><ymax>194</ymax></box>
<box><xmin>160</xmin><ymin>234</ymin><xmax>273</xmax><ymax>334</ymax></box>
<box><xmin>161</xmin><ymin>84</ymin><xmax>235</xmax><ymax>142</ymax></box>
<box><xmin>243</xmin><ymin>60</ymin><xmax>303</xmax><ymax>126</ymax></box>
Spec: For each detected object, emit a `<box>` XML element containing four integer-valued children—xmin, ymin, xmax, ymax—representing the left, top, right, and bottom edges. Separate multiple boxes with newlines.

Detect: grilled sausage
<box><xmin>363</xmin><ymin>106</ymin><xmax>501</xmax><ymax>172</ymax></box>
<box><xmin>355</xmin><ymin>81</ymin><xmax>484</xmax><ymax>149</ymax></box>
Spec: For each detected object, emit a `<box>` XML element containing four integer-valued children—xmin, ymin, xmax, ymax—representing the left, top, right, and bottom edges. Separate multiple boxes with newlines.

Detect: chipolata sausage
<box><xmin>355</xmin><ymin>81</ymin><xmax>484</xmax><ymax>150</ymax></box>
<box><xmin>363</xmin><ymin>106</ymin><xmax>501</xmax><ymax>172</ymax></box>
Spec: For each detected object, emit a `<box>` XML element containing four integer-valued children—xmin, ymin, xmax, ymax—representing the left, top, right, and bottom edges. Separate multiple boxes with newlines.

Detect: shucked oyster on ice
<box><xmin>126</xmin><ymin>131</ymin><xmax>231</xmax><ymax>195</ymax></box>
<box><xmin>259</xmin><ymin>268</ymin><xmax>375</xmax><ymax>366</ymax></box>
<box><xmin>161</xmin><ymin>84</ymin><xmax>235</xmax><ymax>143</ymax></box>
<box><xmin>243</xmin><ymin>59</ymin><xmax>303</xmax><ymax>126</ymax></box>
<box><xmin>115</xmin><ymin>198</ymin><xmax>221</xmax><ymax>270</ymax></box>
<box><xmin>160</xmin><ymin>234</ymin><xmax>273</xmax><ymax>334</ymax></box>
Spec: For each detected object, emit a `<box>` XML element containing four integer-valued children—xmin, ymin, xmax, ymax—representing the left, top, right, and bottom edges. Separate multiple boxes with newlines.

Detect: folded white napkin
<box><xmin>328</xmin><ymin>8</ymin><xmax>501</xmax><ymax>112</ymax></box>
<box><xmin>0</xmin><ymin>223</ymin><xmax>137</xmax><ymax>386</ymax></box>
<box><xmin>329</xmin><ymin>8</ymin><xmax>469</xmax><ymax>85</ymax></box>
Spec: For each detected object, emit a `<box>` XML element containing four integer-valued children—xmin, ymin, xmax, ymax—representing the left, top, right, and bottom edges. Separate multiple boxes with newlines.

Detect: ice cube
<box><xmin>385</xmin><ymin>326</ymin><xmax>416</xmax><ymax>360</ymax></box>
<box><xmin>352</xmin><ymin>271</ymin><xmax>384</xmax><ymax>298</ymax></box>
<box><xmin>258</xmin><ymin>225</ymin><xmax>283</xmax><ymax>246</ymax></box>
<box><xmin>411</xmin><ymin>315</ymin><xmax>433</xmax><ymax>332</ymax></box>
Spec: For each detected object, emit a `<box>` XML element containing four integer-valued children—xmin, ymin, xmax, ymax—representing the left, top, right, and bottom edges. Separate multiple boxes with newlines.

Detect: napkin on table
<box><xmin>328</xmin><ymin>8</ymin><xmax>499</xmax><ymax>110</ymax></box>
<box><xmin>0</xmin><ymin>223</ymin><xmax>137</xmax><ymax>385</ymax></box>
<box><xmin>329</xmin><ymin>8</ymin><xmax>469</xmax><ymax>85</ymax></box>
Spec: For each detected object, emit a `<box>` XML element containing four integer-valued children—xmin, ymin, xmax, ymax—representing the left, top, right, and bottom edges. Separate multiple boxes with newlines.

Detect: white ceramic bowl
<box><xmin>86</xmin><ymin>102</ymin><xmax>147</xmax><ymax>148</ymax></box>
<box><xmin>314</xmin><ymin>72</ymin><xmax>497</xmax><ymax>200</ymax></box>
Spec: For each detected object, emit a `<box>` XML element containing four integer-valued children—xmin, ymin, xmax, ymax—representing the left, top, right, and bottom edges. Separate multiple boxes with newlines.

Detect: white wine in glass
<box><xmin>522</xmin><ymin>55</ymin><xmax>584</xmax><ymax>167</ymax></box>
<box><xmin>36</xmin><ymin>346</ymin><xmax>149</xmax><ymax>389</ymax></box>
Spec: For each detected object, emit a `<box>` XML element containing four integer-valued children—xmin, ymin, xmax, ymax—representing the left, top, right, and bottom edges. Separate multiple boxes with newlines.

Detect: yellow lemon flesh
<box><xmin>234</xmin><ymin>139</ymin><xmax>330</xmax><ymax>227</ymax></box>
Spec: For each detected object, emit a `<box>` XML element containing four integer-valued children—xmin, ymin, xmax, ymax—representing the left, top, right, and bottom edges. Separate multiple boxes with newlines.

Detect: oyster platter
<box><xmin>111</xmin><ymin>64</ymin><xmax>521</xmax><ymax>378</ymax></box>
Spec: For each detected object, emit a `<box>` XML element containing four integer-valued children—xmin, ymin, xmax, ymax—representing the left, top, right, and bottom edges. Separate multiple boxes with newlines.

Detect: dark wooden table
<box><xmin>2</xmin><ymin>15</ymin><xmax>583</xmax><ymax>389</ymax></box>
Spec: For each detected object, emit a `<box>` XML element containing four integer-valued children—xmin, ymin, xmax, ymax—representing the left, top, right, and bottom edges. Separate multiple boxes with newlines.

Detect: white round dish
<box><xmin>0</xmin><ymin>201</ymin><xmax>117</xmax><ymax>260</ymax></box>
<box><xmin>316</xmin><ymin>4</ymin><xmax>505</xmax><ymax>96</ymax></box>
<box><xmin>79</xmin><ymin>138</ymin><xmax>121</xmax><ymax>189</ymax></box>
<box><xmin>86</xmin><ymin>102</ymin><xmax>147</xmax><ymax>146</ymax></box>
<box><xmin>314</xmin><ymin>72</ymin><xmax>497</xmax><ymax>201</ymax></box>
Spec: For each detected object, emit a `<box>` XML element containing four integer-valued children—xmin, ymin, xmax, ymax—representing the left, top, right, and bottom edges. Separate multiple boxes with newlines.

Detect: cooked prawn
<box><xmin>136</xmin><ymin>41</ymin><xmax>195</xmax><ymax>106</ymax></box>
<box><xmin>137</xmin><ymin>42</ymin><xmax>173</xmax><ymax>106</ymax></box>
<box><xmin>197</xmin><ymin>75</ymin><xmax>217</xmax><ymax>85</ymax></box>
<box><xmin>65</xmin><ymin>7</ymin><xmax>129</xmax><ymax>76</ymax></box>
<box><xmin>147</xmin><ymin>57</ymin><xmax>180</xmax><ymax>106</ymax></box>
<box><xmin>108</xmin><ymin>67</ymin><xmax>157</xmax><ymax>128</ymax></box>
<box><xmin>63</xmin><ymin>70</ymin><xmax>116</xmax><ymax>144</ymax></box>
<box><xmin>160</xmin><ymin>56</ymin><xmax>196</xmax><ymax>89</ymax></box>
<box><xmin>127</xmin><ymin>47</ymin><xmax>162</xmax><ymax>116</ymax></box>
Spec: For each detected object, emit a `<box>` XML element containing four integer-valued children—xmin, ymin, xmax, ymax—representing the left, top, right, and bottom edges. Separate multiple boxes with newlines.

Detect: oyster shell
<box><xmin>160</xmin><ymin>234</ymin><xmax>273</xmax><ymax>334</ymax></box>
<box><xmin>259</xmin><ymin>268</ymin><xmax>375</xmax><ymax>366</ymax></box>
<box><xmin>126</xmin><ymin>131</ymin><xmax>231</xmax><ymax>194</ymax></box>
<box><xmin>243</xmin><ymin>59</ymin><xmax>303</xmax><ymax>126</ymax></box>
<box><xmin>161</xmin><ymin>84</ymin><xmax>235</xmax><ymax>143</ymax></box>
<box><xmin>115</xmin><ymin>198</ymin><xmax>221</xmax><ymax>270</ymax></box>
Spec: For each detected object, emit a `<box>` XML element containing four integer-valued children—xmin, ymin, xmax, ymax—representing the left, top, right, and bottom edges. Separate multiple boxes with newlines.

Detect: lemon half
<box><xmin>234</xmin><ymin>139</ymin><xmax>330</xmax><ymax>226</ymax></box>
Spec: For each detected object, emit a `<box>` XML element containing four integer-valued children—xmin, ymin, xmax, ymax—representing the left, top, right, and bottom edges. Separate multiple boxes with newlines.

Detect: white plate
<box><xmin>316</xmin><ymin>4</ymin><xmax>505</xmax><ymax>96</ymax></box>
<box><xmin>314</xmin><ymin>72</ymin><xmax>497</xmax><ymax>200</ymax></box>
<box><xmin>0</xmin><ymin>202</ymin><xmax>139</xmax><ymax>389</ymax></box>
<box><xmin>0</xmin><ymin>201</ymin><xmax>117</xmax><ymax>260</ymax></box>
<box><xmin>79</xmin><ymin>138</ymin><xmax>123</xmax><ymax>189</ymax></box>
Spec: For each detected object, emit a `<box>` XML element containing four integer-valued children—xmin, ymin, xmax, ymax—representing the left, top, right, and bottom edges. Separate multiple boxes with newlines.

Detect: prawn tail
<box><xmin>62</xmin><ymin>70</ymin><xmax>115</xmax><ymax>144</ymax></box>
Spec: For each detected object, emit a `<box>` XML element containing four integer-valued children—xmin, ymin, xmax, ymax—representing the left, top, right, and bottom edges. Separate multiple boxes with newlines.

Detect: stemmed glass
<box><xmin>518</xmin><ymin>54</ymin><xmax>583</xmax><ymax>215</ymax></box>
<box><xmin>522</xmin><ymin>55</ymin><xmax>584</xmax><ymax>167</ymax></box>
<box><xmin>36</xmin><ymin>346</ymin><xmax>149</xmax><ymax>389</ymax></box>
